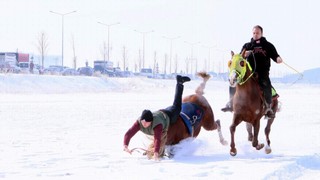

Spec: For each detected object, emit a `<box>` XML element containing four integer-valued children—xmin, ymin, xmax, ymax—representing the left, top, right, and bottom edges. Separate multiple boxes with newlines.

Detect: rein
<box><xmin>282</xmin><ymin>61</ymin><xmax>303</xmax><ymax>86</ymax></box>
<box><xmin>130</xmin><ymin>147</ymin><xmax>151</xmax><ymax>153</ymax></box>
<box><xmin>239</xmin><ymin>62</ymin><xmax>253</xmax><ymax>85</ymax></box>
<box><xmin>130</xmin><ymin>147</ymin><xmax>170</xmax><ymax>158</ymax></box>
<box><xmin>238</xmin><ymin>51</ymin><xmax>256</xmax><ymax>85</ymax></box>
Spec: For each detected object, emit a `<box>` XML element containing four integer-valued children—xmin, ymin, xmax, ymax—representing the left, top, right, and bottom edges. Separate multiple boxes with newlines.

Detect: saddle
<box><xmin>180</xmin><ymin>102</ymin><xmax>204</xmax><ymax>136</ymax></box>
<box><xmin>252</xmin><ymin>74</ymin><xmax>279</xmax><ymax>100</ymax></box>
<box><xmin>271</xmin><ymin>87</ymin><xmax>279</xmax><ymax>100</ymax></box>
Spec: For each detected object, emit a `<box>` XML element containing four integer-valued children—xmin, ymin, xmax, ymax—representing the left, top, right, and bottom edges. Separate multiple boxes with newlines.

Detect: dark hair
<box><xmin>253</xmin><ymin>25</ymin><xmax>263</xmax><ymax>33</ymax></box>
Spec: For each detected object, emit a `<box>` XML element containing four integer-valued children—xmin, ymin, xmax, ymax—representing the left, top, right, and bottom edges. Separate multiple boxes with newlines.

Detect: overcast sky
<box><xmin>0</xmin><ymin>0</ymin><xmax>319</xmax><ymax>74</ymax></box>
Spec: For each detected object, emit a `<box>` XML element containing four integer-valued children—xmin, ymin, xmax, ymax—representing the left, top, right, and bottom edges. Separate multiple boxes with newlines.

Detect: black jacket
<box><xmin>241</xmin><ymin>37</ymin><xmax>279</xmax><ymax>75</ymax></box>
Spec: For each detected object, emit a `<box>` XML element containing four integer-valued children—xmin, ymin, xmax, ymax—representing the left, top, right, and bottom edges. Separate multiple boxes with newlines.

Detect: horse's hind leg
<box><xmin>265</xmin><ymin>118</ymin><xmax>274</xmax><ymax>154</ymax></box>
<box><xmin>246</xmin><ymin>123</ymin><xmax>253</xmax><ymax>142</ymax></box>
<box><xmin>216</xmin><ymin>120</ymin><xmax>228</xmax><ymax>145</ymax></box>
<box><xmin>264</xmin><ymin>99</ymin><xmax>277</xmax><ymax>154</ymax></box>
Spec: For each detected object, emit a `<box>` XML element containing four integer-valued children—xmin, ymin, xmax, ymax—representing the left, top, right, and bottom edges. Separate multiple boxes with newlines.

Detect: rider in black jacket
<box><xmin>222</xmin><ymin>25</ymin><xmax>283</xmax><ymax>119</ymax></box>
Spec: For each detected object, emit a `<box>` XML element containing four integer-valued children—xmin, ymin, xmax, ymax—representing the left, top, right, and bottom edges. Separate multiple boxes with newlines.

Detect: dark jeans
<box><xmin>258</xmin><ymin>73</ymin><xmax>272</xmax><ymax>104</ymax></box>
<box><xmin>161</xmin><ymin>83</ymin><xmax>184</xmax><ymax>124</ymax></box>
<box><xmin>229</xmin><ymin>86</ymin><xmax>236</xmax><ymax>100</ymax></box>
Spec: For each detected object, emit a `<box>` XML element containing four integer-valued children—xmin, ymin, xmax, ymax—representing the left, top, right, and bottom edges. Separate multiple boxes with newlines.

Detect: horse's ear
<box><xmin>231</xmin><ymin>51</ymin><xmax>235</xmax><ymax>57</ymax></box>
<box><xmin>241</xmin><ymin>49</ymin><xmax>246</xmax><ymax>58</ymax></box>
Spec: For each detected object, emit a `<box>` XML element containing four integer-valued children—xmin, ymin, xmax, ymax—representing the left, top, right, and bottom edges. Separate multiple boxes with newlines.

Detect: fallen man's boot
<box><xmin>177</xmin><ymin>75</ymin><xmax>191</xmax><ymax>84</ymax></box>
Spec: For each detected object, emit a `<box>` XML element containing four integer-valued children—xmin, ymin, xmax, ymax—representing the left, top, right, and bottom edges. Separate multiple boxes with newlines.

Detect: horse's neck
<box><xmin>236</xmin><ymin>68</ymin><xmax>256</xmax><ymax>94</ymax></box>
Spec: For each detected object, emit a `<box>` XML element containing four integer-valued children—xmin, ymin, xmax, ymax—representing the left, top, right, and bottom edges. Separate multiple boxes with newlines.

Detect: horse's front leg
<box><xmin>229</xmin><ymin>118</ymin><xmax>241</xmax><ymax>156</ymax></box>
<box><xmin>230</xmin><ymin>123</ymin><xmax>237</xmax><ymax>156</ymax></box>
<box><xmin>246</xmin><ymin>123</ymin><xmax>253</xmax><ymax>141</ymax></box>
<box><xmin>252</xmin><ymin>120</ymin><xmax>264</xmax><ymax>150</ymax></box>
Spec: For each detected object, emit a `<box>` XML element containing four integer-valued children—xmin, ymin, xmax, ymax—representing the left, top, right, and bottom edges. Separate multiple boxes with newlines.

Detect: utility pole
<box><xmin>202</xmin><ymin>45</ymin><xmax>215</xmax><ymax>72</ymax></box>
<box><xmin>163</xmin><ymin>36</ymin><xmax>180</xmax><ymax>74</ymax></box>
<box><xmin>184</xmin><ymin>41</ymin><xmax>199</xmax><ymax>75</ymax></box>
<box><xmin>50</xmin><ymin>10</ymin><xmax>77</xmax><ymax>67</ymax></box>
<box><xmin>134</xmin><ymin>30</ymin><xmax>154</xmax><ymax>68</ymax></box>
<box><xmin>97</xmin><ymin>22</ymin><xmax>120</xmax><ymax>62</ymax></box>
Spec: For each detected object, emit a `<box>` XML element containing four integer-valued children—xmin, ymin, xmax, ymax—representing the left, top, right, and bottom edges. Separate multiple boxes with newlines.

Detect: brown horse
<box><xmin>228</xmin><ymin>51</ymin><xmax>279</xmax><ymax>156</ymax></box>
<box><xmin>166</xmin><ymin>72</ymin><xmax>227</xmax><ymax>154</ymax></box>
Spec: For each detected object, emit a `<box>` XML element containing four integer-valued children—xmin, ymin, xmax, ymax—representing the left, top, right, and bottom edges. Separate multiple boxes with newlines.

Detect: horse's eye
<box><xmin>240</xmin><ymin>60</ymin><xmax>245</xmax><ymax>67</ymax></box>
<box><xmin>228</xmin><ymin>60</ymin><xmax>232</xmax><ymax>68</ymax></box>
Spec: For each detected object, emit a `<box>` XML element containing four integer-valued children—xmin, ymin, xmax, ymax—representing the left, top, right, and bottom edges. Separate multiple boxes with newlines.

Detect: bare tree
<box><xmin>164</xmin><ymin>53</ymin><xmax>168</xmax><ymax>75</ymax></box>
<box><xmin>195</xmin><ymin>58</ymin><xmax>198</xmax><ymax>73</ymax></box>
<box><xmin>37</xmin><ymin>31</ymin><xmax>49</xmax><ymax>68</ymax></box>
<box><xmin>134</xmin><ymin>63</ymin><xmax>138</xmax><ymax>73</ymax></box>
<box><xmin>203</xmin><ymin>58</ymin><xmax>208</xmax><ymax>72</ymax></box>
<box><xmin>122</xmin><ymin>46</ymin><xmax>128</xmax><ymax>71</ymax></box>
<box><xmin>138</xmin><ymin>49</ymin><xmax>142</xmax><ymax>71</ymax></box>
<box><xmin>71</xmin><ymin>34</ymin><xmax>77</xmax><ymax>69</ymax></box>
<box><xmin>153</xmin><ymin>51</ymin><xmax>157</xmax><ymax>76</ymax></box>
<box><xmin>100</xmin><ymin>41</ymin><xmax>107</xmax><ymax>61</ymax></box>
<box><xmin>174</xmin><ymin>54</ymin><xmax>178</xmax><ymax>74</ymax></box>
<box><xmin>185</xmin><ymin>57</ymin><xmax>190</xmax><ymax>74</ymax></box>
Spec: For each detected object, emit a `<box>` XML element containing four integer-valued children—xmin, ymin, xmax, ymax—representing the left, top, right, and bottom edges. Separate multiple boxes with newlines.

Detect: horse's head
<box><xmin>228</xmin><ymin>50</ymin><xmax>251</xmax><ymax>87</ymax></box>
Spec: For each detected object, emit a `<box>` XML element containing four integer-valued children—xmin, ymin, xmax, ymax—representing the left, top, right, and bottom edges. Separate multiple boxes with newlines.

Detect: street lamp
<box><xmin>202</xmin><ymin>45</ymin><xmax>215</xmax><ymax>72</ymax></box>
<box><xmin>134</xmin><ymin>30</ymin><xmax>154</xmax><ymax>69</ymax></box>
<box><xmin>50</xmin><ymin>10</ymin><xmax>77</xmax><ymax>67</ymax></box>
<box><xmin>184</xmin><ymin>41</ymin><xmax>200</xmax><ymax>74</ymax></box>
<box><xmin>163</xmin><ymin>36</ymin><xmax>180</xmax><ymax>74</ymax></box>
<box><xmin>97</xmin><ymin>22</ymin><xmax>120</xmax><ymax>62</ymax></box>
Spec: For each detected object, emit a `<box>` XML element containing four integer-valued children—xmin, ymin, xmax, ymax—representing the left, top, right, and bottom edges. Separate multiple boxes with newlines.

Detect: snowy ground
<box><xmin>0</xmin><ymin>74</ymin><xmax>319</xmax><ymax>179</ymax></box>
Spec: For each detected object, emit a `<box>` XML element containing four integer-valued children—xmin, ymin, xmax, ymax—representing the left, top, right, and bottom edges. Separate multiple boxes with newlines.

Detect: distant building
<box><xmin>0</xmin><ymin>52</ymin><xmax>30</xmax><ymax>71</ymax></box>
<box><xmin>0</xmin><ymin>52</ymin><xmax>29</xmax><ymax>66</ymax></box>
<box><xmin>33</xmin><ymin>55</ymin><xmax>61</xmax><ymax>68</ymax></box>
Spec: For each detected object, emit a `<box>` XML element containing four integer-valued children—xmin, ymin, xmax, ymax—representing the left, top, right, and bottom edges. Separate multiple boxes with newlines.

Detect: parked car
<box><xmin>43</xmin><ymin>65</ymin><xmax>65</xmax><ymax>75</ymax></box>
<box><xmin>93</xmin><ymin>60</ymin><xmax>114</xmax><ymax>76</ymax></box>
<box><xmin>19</xmin><ymin>62</ymin><xmax>29</xmax><ymax>72</ymax></box>
<box><xmin>78</xmin><ymin>66</ymin><xmax>94</xmax><ymax>76</ymax></box>
<box><xmin>62</xmin><ymin>68</ymin><xmax>79</xmax><ymax>76</ymax></box>
<box><xmin>122</xmin><ymin>70</ymin><xmax>134</xmax><ymax>77</ymax></box>
<box><xmin>4</xmin><ymin>64</ymin><xmax>21</xmax><ymax>73</ymax></box>
<box><xmin>115</xmin><ymin>70</ymin><xmax>134</xmax><ymax>78</ymax></box>
<box><xmin>113</xmin><ymin>67</ymin><xmax>123</xmax><ymax>77</ymax></box>
<box><xmin>139</xmin><ymin>68</ymin><xmax>153</xmax><ymax>78</ymax></box>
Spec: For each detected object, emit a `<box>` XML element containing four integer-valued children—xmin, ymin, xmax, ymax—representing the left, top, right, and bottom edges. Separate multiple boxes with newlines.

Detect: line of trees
<box><xmin>36</xmin><ymin>31</ymin><xmax>217</xmax><ymax>74</ymax></box>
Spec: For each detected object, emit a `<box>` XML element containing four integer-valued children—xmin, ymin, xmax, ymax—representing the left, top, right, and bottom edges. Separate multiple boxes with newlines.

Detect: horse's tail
<box><xmin>195</xmin><ymin>71</ymin><xmax>211</xmax><ymax>96</ymax></box>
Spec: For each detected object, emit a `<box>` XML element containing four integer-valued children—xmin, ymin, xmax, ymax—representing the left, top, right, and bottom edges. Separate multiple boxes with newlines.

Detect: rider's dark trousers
<box><xmin>161</xmin><ymin>83</ymin><xmax>184</xmax><ymax>124</ymax></box>
<box><xmin>258</xmin><ymin>73</ymin><xmax>272</xmax><ymax>104</ymax></box>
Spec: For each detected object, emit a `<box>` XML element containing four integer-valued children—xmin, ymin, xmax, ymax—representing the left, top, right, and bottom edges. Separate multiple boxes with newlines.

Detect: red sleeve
<box><xmin>123</xmin><ymin>121</ymin><xmax>140</xmax><ymax>146</ymax></box>
<box><xmin>153</xmin><ymin>124</ymin><xmax>163</xmax><ymax>154</ymax></box>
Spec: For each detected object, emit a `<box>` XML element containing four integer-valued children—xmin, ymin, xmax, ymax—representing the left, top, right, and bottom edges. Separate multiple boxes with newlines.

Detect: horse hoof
<box><xmin>256</xmin><ymin>143</ymin><xmax>264</xmax><ymax>150</ymax></box>
<box><xmin>265</xmin><ymin>147</ymin><xmax>272</xmax><ymax>154</ymax></box>
<box><xmin>230</xmin><ymin>149</ymin><xmax>237</xmax><ymax>156</ymax></box>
